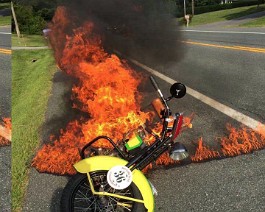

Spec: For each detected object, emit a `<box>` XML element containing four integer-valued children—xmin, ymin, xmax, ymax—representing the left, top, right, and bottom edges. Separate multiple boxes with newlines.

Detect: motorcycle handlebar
<box><xmin>150</xmin><ymin>76</ymin><xmax>164</xmax><ymax>99</ymax></box>
<box><xmin>150</xmin><ymin>76</ymin><xmax>171</xmax><ymax>140</ymax></box>
<box><xmin>150</xmin><ymin>76</ymin><xmax>160</xmax><ymax>92</ymax></box>
<box><xmin>150</xmin><ymin>76</ymin><xmax>170</xmax><ymax>112</ymax></box>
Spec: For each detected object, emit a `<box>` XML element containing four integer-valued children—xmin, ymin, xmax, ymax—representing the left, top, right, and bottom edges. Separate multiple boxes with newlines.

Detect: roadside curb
<box><xmin>12</xmin><ymin>46</ymin><xmax>50</xmax><ymax>50</ymax></box>
<box><xmin>22</xmin><ymin>70</ymin><xmax>73</xmax><ymax>211</ymax></box>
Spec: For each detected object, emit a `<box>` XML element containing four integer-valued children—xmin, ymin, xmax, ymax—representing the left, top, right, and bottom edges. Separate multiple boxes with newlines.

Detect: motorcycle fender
<box><xmin>74</xmin><ymin>156</ymin><xmax>155</xmax><ymax>212</ymax></box>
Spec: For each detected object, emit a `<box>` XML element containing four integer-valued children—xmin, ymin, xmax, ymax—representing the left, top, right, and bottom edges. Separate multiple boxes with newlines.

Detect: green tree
<box><xmin>13</xmin><ymin>4</ymin><xmax>46</xmax><ymax>34</ymax></box>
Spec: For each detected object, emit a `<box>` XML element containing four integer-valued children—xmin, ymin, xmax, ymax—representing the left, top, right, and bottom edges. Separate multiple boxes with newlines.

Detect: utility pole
<box><xmin>11</xmin><ymin>1</ymin><xmax>21</xmax><ymax>38</ymax></box>
<box><xmin>192</xmin><ymin>0</ymin><xmax>194</xmax><ymax>16</ymax></box>
<box><xmin>184</xmin><ymin>0</ymin><xmax>186</xmax><ymax>16</ymax></box>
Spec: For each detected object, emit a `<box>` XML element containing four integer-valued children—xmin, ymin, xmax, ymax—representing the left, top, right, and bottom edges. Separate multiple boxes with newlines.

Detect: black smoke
<box><xmin>58</xmin><ymin>0</ymin><xmax>183</xmax><ymax>66</ymax></box>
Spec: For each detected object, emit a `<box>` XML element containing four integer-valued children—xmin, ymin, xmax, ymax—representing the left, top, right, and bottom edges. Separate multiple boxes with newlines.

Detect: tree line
<box><xmin>12</xmin><ymin>0</ymin><xmax>60</xmax><ymax>34</ymax></box>
<box><xmin>12</xmin><ymin>0</ymin><xmax>264</xmax><ymax>35</ymax></box>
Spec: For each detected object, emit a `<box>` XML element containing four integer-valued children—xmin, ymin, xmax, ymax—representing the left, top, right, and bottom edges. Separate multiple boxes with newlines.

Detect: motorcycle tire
<box><xmin>61</xmin><ymin>171</ymin><xmax>147</xmax><ymax>212</ymax></box>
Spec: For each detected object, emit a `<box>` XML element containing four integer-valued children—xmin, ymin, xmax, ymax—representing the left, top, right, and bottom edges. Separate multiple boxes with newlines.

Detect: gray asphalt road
<box><xmin>22</xmin><ymin>25</ymin><xmax>265</xmax><ymax>212</ymax></box>
<box><xmin>0</xmin><ymin>26</ymin><xmax>11</xmax><ymax>48</ymax></box>
<box><xmin>181</xmin><ymin>30</ymin><xmax>265</xmax><ymax>123</ymax></box>
<box><xmin>0</xmin><ymin>26</ymin><xmax>11</xmax><ymax>212</ymax></box>
<box><xmin>0</xmin><ymin>52</ymin><xmax>11</xmax><ymax>118</ymax></box>
<box><xmin>150</xmin><ymin>149</ymin><xmax>265</xmax><ymax>212</ymax></box>
<box><xmin>140</xmin><ymin>29</ymin><xmax>265</xmax><ymax>123</ymax></box>
<box><xmin>136</xmin><ymin>26</ymin><xmax>265</xmax><ymax>212</ymax></box>
<box><xmin>0</xmin><ymin>26</ymin><xmax>11</xmax><ymax>117</ymax></box>
<box><xmin>0</xmin><ymin>146</ymin><xmax>11</xmax><ymax>211</ymax></box>
<box><xmin>182</xmin><ymin>28</ymin><xmax>265</xmax><ymax>47</ymax></box>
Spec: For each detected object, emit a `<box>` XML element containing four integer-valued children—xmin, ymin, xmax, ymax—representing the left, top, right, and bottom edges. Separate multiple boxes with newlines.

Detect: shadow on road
<box><xmin>50</xmin><ymin>187</ymin><xmax>65</xmax><ymax>212</ymax></box>
<box><xmin>0</xmin><ymin>8</ymin><xmax>10</xmax><ymax>16</ymax></box>
<box><xmin>40</xmin><ymin>71</ymin><xmax>85</xmax><ymax>144</ymax></box>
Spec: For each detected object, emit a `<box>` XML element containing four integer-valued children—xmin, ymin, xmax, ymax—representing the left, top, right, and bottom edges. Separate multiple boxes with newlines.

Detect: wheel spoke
<box><xmin>72</xmin><ymin>172</ymin><xmax>136</xmax><ymax>212</ymax></box>
<box><xmin>74</xmin><ymin>198</ymin><xmax>97</xmax><ymax>211</ymax></box>
<box><xmin>108</xmin><ymin>196</ymin><xmax>132</xmax><ymax>210</ymax></box>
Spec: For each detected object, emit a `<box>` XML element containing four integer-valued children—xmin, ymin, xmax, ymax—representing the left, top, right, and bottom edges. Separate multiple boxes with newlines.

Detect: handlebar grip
<box><xmin>150</xmin><ymin>76</ymin><xmax>160</xmax><ymax>91</ymax></box>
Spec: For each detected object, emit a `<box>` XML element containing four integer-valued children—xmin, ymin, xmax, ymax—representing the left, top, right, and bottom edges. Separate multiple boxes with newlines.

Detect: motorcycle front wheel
<box><xmin>61</xmin><ymin>171</ymin><xmax>147</xmax><ymax>212</ymax></box>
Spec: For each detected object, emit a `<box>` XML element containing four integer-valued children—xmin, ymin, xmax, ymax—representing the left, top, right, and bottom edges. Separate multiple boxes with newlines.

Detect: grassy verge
<box><xmin>12</xmin><ymin>34</ymin><xmax>48</xmax><ymax>47</ymax></box>
<box><xmin>12</xmin><ymin>49</ymin><xmax>56</xmax><ymax>211</ymax></box>
<box><xmin>0</xmin><ymin>15</ymin><xmax>11</xmax><ymax>26</ymax></box>
<box><xmin>181</xmin><ymin>4</ymin><xmax>265</xmax><ymax>26</ymax></box>
<box><xmin>239</xmin><ymin>15</ymin><xmax>265</xmax><ymax>27</ymax></box>
<box><xmin>0</xmin><ymin>2</ymin><xmax>11</xmax><ymax>26</ymax></box>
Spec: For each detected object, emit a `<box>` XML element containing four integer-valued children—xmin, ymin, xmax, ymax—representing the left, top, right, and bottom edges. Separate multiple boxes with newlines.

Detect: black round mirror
<box><xmin>170</xmin><ymin>83</ymin><xmax>186</xmax><ymax>98</ymax></box>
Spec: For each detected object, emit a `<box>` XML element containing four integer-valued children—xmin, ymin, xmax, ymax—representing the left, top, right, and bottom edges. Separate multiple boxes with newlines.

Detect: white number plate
<box><xmin>107</xmin><ymin>165</ymin><xmax>133</xmax><ymax>190</ymax></box>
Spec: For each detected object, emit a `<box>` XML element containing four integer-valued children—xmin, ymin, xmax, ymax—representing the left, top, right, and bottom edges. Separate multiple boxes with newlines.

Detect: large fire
<box><xmin>32</xmin><ymin>7</ymin><xmax>150</xmax><ymax>175</ymax></box>
<box><xmin>32</xmin><ymin>7</ymin><xmax>265</xmax><ymax>175</ymax></box>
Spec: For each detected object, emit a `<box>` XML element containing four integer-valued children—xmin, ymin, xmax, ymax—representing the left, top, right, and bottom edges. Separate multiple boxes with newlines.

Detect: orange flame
<box><xmin>0</xmin><ymin>118</ymin><xmax>11</xmax><ymax>146</ymax></box>
<box><xmin>220</xmin><ymin>124</ymin><xmax>265</xmax><ymax>156</ymax></box>
<box><xmin>192</xmin><ymin>124</ymin><xmax>265</xmax><ymax>162</ymax></box>
<box><xmin>32</xmin><ymin>7</ymin><xmax>150</xmax><ymax>175</ymax></box>
<box><xmin>191</xmin><ymin>137</ymin><xmax>220</xmax><ymax>162</ymax></box>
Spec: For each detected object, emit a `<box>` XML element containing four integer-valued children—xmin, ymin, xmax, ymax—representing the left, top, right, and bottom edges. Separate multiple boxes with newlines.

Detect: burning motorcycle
<box><xmin>61</xmin><ymin>76</ymin><xmax>190</xmax><ymax>212</ymax></box>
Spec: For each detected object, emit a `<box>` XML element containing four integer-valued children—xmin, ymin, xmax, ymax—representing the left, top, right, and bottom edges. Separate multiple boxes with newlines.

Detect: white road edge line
<box><xmin>125</xmin><ymin>56</ymin><xmax>264</xmax><ymax>130</ymax></box>
<box><xmin>180</xmin><ymin>29</ymin><xmax>265</xmax><ymax>35</ymax></box>
<box><xmin>0</xmin><ymin>32</ymin><xmax>11</xmax><ymax>35</ymax></box>
<box><xmin>12</xmin><ymin>46</ymin><xmax>49</xmax><ymax>50</ymax></box>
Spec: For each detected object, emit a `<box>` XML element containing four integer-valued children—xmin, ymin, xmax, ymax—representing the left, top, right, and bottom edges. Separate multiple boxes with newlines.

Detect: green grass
<box><xmin>0</xmin><ymin>15</ymin><xmax>10</xmax><ymax>26</ymax></box>
<box><xmin>12</xmin><ymin>34</ymin><xmax>48</xmax><ymax>47</ymax></box>
<box><xmin>239</xmin><ymin>15</ymin><xmax>265</xmax><ymax>27</ymax></box>
<box><xmin>12</xmin><ymin>49</ymin><xmax>56</xmax><ymax>211</ymax></box>
<box><xmin>0</xmin><ymin>2</ymin><xmax>11</xmax><ymax>26</ymax></box>
<box><xmin>182</xmin><ymin>4</ymin><xmax>265</xmax><ymax>26</ymax></box>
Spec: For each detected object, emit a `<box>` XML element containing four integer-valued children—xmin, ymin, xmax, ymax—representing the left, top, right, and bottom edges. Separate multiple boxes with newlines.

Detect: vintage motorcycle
<box><xmin>61</xmin><ymin>76</ymin><xmax>190</xmax><ymax>212</ymax></box>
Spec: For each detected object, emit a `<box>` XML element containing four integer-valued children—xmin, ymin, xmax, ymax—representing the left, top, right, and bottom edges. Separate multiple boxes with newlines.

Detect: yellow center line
<box><xmin>0</xmin><ymin>48</ymin><xmax>11</xmax><ymax>54</ymax></box>
<box><xmin>182</xmin><ymin>40</ymin><xmax>265</xmax><ymax>54</ymax></box>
